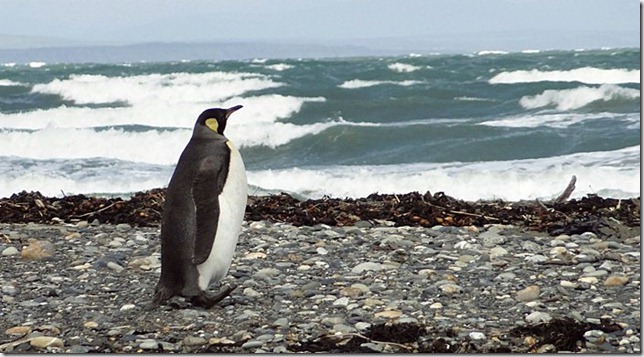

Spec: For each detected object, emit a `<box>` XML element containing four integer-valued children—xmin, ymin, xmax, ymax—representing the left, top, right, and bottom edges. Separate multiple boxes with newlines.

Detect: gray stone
<box><xmin>2</xmin><ymin>246</ymin><xmax>19</xmax><ymax>256</ymax></box>
<box><xmin>525</xmin><ymin>311</ymin><xmax>552</xmax><ymax>324</ymax></box>
<box><xmin>351</xmin><ymin>262</ymin><xmax>384</xmax><ymax>274</ymax></box>
<box><xmin>241</xmin><ymin>340</ymin><xmax>264</xmax><ymax>349</ymax></box>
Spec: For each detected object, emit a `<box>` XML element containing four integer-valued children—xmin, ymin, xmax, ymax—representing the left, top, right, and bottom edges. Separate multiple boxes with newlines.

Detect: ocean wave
<box><xmin>0</xmin><ymin>79</ymin><xmax>25</xmax><ymax>86</ymax></box>
<box><xmin>387</xmin><ymin>62</ymin><xmax>422</xmax><ymax>73</ymax></box>
<box><xmin>338</xmin><ymin>79</ymin><xmax>422</xmax><ymax>89</ymax></box>
<box><xmin>31</xmin><ymin>71</ymin><xmax>283</xmax><ymax>105</ymax></box>
<box><xmin>248</xmin><ymin>146</ymin><xmax>640</xmax><ymax>201</ymax></box>
<box><xmin>479</xmin><ymin>112</ymin><xmax>639</xmax><ymax>129</ymax></box>
<box><xmin>0</xmin><ymin>157</ymin><xmax>172</xmax><ymax>198</ymax></box>
<box><xmin>265</xmin><ymin>63</ymin><xmax>294</xmax><ymax>71</ymax></box>
<box><xmin>518</xmin><ymin>84</ymin><xmax>640</xmax><ymax>110</ymax></box>
<box><xmin>0</xmin><ymin>94</ymin><xmax>324</xmax><ymax>130</ymax></box>
<box><xmin>477</xmin><ymin>50</ymin><xmax>509</xmax><ymax>55</ymax></box>
<box><xmin>0</xmin><ymin>94</ymin><xmax>329</xmax><ymax>160</ymax></box>
<box><xmin>28</xmin><ymin>62</ymin><xmax>47</xmax><ymax>68</ymax></box>
<box><xmin>489</xmin><ymin>67</ymin><xmax>640</xmax><ymax>84</ymax></box>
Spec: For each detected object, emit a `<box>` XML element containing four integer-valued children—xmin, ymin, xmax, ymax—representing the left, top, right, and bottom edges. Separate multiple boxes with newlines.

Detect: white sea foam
<box><xmin>518</xmin><ymin>84</ymin><xmax>640</xmax><ymax>110</ymax></box>
<box><xmin>2</xmin><ymin>62</ymin><xmax>16</xmax><ymax>67</ymax></box>
<box><xmin>0</xmin><ymin>157</ymin><xmax>172</xmax><ymax>198</ymax></box>
<box><xmin>387</xmin><ymin>62</ymin><xmax>422</xmax><ymax>73</ymax></box>
<box><xmin>454</xmin><ymin>96</ymin><xmax>495</xmax><ymax>102</ymax></box>
<box><xmin>477</xmin><ymin>50</ymin><xmax>509</xmax><ymax>55</ymax></box>
<box><xmin>489</xmin><ymin>67</ymin><xmax>640</xmax><ymax>84</ymax></box>
<box><xmin>521</xmin><ymin>49</ymin><xmax>541</xmax><ymax>54</ymax></box>
<box><xmin>28</xmin><ymin>62</ymin><xmax>46</xmax><ymax>68</ymax></box>
<box><xmin>31</xmin><ymin>71</ymin><xmax>282</xmax><ymax>105</ymax></box>
<box><xmin>479</xmin><ymin>112</ymin><xmax>639</xmax><ymax>129</ymax></box>
<box><xmin>0</xmin><ymin>95</ymin><xmax>328</xmax><ymax>161</ymax></box>
<box><xmin>338</xmin><ymin>79</ymin><xmax>422</xmax><ymax>89</ymax></box>
<box><xmin>247</xmin><ymin>146</ymin><xmax>640</xmax><ymax>201</ymax></box>
<box><xmin>0</xmin><ymin>79</ymin><xmax>24</xmax><ymax>86</ymax></box>
<box><xmin>265</xmin><ymin>63</ymin><xmax>294</xmax><ymax>71</ymax></box>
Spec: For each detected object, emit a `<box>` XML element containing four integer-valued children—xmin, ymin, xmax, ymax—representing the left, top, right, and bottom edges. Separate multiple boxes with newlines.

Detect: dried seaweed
<box><xmin>0</xmin><ymin>190</ymin><xmax>639</xmax><ymax>238</ymax></box>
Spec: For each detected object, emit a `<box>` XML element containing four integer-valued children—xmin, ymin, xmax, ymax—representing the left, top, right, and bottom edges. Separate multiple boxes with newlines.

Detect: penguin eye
<box><xmin>205</xmin><ymin>118</ymin><xmax>219</xmax><ymax>132</ymax></box>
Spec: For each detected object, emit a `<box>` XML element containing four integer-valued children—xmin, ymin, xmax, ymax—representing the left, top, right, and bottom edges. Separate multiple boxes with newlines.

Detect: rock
<box><xmin>242</xmin><ymin>252</ymin><xmax>267</xmax><ymax>260</ymax></box>
<box><xmin>604</xmin><ymin>275</ymin><xmax>629</xmax><ymax>287</ymax></box>
<box><xmin>355</xmin><ymin>322</ymin><xmax>371</xmax><ymax>331</ymax></box>
<box><xmin>241</xmin><ymin>340</ymin><xmax>264</xmax><ymax>349</ymax></box>
<box><xmin>21</xmin><ymin>239</ymin><xmax>55</xmax><ymax>260</ymax></box>
<box><xmin>340</xmin><ymin>286</ymin><xmax>363</xmax><ymax>298</ymax></box>
<box><xmin>30</xmin><ymin>336</ymin><xmax>64</xmax><ymax>349</ymax></box>
<box><xmin>333</xmin><ymin>297</ymin><xmax>351</xmax><ymax>307</ymax></box>
<box><xmin>525</xmin><ymin>311</ymin><xmax>552</xmax><ymax>324</ymax></box>
<box><xmin>469</xmin><ymin>331</ymin><xmax>487</xmax><ymax>340</ymax></box>
<box><xmin>209</xmin><ymin>337</ymin><xmax>236</xmax><ymax>345</ymax></box>
<box><xmin>120</xmin><ymin>304</ymin><xmax>136</xmax><ymax>311</ymax></box>
<box><xmin>183</xmin><ymin>336</ymin><xmax>207</xmax><ymax>346</ymax></box>
<box><xmin>489</xmin><ymin>246</ymin><xmax>508</xmax><ymax>258</ymax></box>
<box><xmin>439</xmin><ymin>284</ymin><xmax>463</xmax><ymax>294</ymax></box>
<box><xmin>351</xmin><ymin>262</ymin><xmax>384</xmax><ymax>273</ymax></box>
<box><xmin>273</xmin><ymin>317</ymin><xmax>289</xmax><ymax>328</ymax></box>
<box><xmin>107</xmin><ymin>261</ymin><xmax>124</xmax><ymax>272</ymax></box>
<box><xmin>253</xmin><ymin>268</ymin><xmax>280</xmax><ymax>279</ymax></box>
<box><xmin>83</xmin><ymin>321</ymin><xmax>99</xmax><ymax>329</ymax></box>
<box><xmin>578</xmin><ymin>276</ymin><xmax>599</xmax><ymax>284</ymax></box>
<box><xmin>374</xmin><ymin>310</ymin><xmax>402</xmax><ymax>319</ymax></box>
<box><xmin>243</xmin><ymin>287</ymin><xmax>262</xmax><ymax>297</ymax></box>
<box><xmin>116</xmin><ymin>223</ymin><xmax>132</xmax><ymax>231</ymax></box>
<box><xmin>2</xmin><ymin>246</ymin><xmax>19</xmax><ymax>256</ymax></box>
<box><xmin>139</xmin><ymin>340</ymin><xmax>161</xmax><ymax>350</ymax></box>
<box><xmin>5</xmin><ymin>326</ymin><xmax>31</xmax><ymax>336</ymax></box>
<box><xmin>516</xmin><ymin>285</ymin><xmax>540</xmax><ymax>302</ymax></box>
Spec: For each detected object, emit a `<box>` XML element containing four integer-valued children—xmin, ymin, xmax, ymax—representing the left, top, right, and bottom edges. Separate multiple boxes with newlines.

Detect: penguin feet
<box><xmin>191</xmin><ymin>284</ymin><xmax>237</xmax><ymax>309</ymax></box>
<box><xmin>145</xmin><ymin>285</ymin><xmax>174</xmax><ymax>310</ymax></box>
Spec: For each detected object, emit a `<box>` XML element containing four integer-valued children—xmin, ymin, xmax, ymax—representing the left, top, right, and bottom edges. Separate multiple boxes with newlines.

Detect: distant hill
<box><xmin>0</xmin><ymin>41</ymin><xmax>405</xmax><ymax>64</ymax></box>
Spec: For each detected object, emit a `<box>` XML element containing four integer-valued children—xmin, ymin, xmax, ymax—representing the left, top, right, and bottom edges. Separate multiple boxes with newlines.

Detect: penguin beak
<box><xmin>225</xmin><ymin>105</ymin><xmax>243</xmax><ymax>119</ymax></box>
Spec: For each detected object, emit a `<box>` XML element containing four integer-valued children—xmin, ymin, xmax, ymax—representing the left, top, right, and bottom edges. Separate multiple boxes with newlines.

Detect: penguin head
<box><xmin>195</xmin><ymin>105</ymin><xmax>243</xmax><ymax>136</ymax></box>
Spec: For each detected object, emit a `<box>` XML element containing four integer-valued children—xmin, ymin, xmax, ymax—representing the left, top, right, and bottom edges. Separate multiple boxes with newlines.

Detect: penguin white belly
<box><xmin>197</xmin><ymin>141</ymin><xmax>247</xmax><ymax>290</ymax></box>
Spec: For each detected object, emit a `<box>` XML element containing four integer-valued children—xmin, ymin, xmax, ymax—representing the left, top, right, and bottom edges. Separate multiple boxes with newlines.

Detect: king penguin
<box><xmin>148</xmin><ymin>105</ymin><xmax>248</xmax><ymax>309</ymax></box>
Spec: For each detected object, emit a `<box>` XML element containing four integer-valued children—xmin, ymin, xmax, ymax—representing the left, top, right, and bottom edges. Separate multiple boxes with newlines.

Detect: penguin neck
<box><xmin>192</xmin><ymin>126</ymin><xmax>226</xmax><ymax>140</ymax></box>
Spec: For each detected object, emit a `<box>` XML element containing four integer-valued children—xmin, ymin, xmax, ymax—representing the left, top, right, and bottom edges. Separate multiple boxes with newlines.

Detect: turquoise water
<box><xmin>0</xmin><ymin>48</ymin><xmax>640</xmax><ymax>200</ymax></box>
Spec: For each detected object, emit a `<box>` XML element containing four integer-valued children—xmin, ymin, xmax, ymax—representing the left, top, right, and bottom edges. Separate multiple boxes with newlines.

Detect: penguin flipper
<box><xmin>192</xmin><ymin>150</ymin><xmax>230</xmax><ymax>265</ymax></box>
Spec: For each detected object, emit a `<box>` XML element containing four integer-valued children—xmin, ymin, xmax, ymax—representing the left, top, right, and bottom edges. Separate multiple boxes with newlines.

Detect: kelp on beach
<box><xmin>0</xmin><ymin>189</ymin><xmax>639</xmax><ymax>237</ymax></box>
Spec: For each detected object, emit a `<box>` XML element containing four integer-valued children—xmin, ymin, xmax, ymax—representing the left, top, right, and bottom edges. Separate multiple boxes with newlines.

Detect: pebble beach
<box><xmin>0</xmin><ymin>215</ymin><xmax>640</xmax><ymax>353</ymax></box>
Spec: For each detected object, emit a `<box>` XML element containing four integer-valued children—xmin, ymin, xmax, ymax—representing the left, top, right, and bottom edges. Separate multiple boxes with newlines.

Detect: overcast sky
<box><xmin>0</xmin><ymin>0</ymin><xmax>639</xmax><ymax>50</ymax></box>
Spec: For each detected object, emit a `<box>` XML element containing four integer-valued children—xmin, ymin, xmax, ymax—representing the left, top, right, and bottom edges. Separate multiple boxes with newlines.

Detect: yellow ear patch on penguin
<box><xmin>205</xmin><ymin>118</ymin><xmax>219</xmax><ymax>132</ymax></box>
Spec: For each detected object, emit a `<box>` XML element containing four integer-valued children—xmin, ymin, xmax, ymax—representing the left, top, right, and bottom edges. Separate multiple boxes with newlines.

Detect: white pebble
<box><xmin>469</xmin><ymin>332</ymin><xmax>486</xmax><ymax>340</ymax></box>
<box><xmin>120</xmin><ymin>303</ymin><xmax>136</xmax><ymax>311</ymax></box>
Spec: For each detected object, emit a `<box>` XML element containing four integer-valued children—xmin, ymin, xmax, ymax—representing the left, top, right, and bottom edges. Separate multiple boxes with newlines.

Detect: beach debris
<box><xmin>0</xmin><ymin>189</ymin><xmax>639</xmax><ymax>237</ymax></box>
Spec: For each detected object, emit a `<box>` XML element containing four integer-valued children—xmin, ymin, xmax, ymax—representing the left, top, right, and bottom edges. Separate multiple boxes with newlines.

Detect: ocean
<box><xmin>0</xmin><ymin>48</ymin><xmax>640</xmax><ymax>201</ymax></box>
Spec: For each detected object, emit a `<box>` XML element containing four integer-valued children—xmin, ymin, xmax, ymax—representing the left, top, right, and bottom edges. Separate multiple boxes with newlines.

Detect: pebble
<box><xmin>241</xmin><ymin>340</ymin><xmax>264</xmax><ymax>349</ymax></box>
<box><xmin>525</xmin><ymin>311</ymin><xmax>552</xmax><ymax>324</ymax></box>
<box><xmin>351</xmin><ymin>262</ymin><xmax>384</xmax><ymax>273</ymax></box>
<box><xmin>30</xmin><ymin>336</ymin><xmax>64</xmax><ymax>349</ymax></box>
<box><xmin>2</xmin><ymin>246</ymin><xmax>19</xmax><ymax>256</ymax></box>
<box><xmin>0</xmin><ymin>220</ymin><xmax>639</xmax><ymax>353</ymax></box>
<box><xmin>183</xmin><ymin>336</ymin><xmax>207</xmax><ymax>346</ymax></box>
<box><xmin>5</xmin><ymin>326</ymin><xmax>31</xmax><ymax>336</ymax></box>
<box><xmin>516</xmin><ymin>285</ymin><xmax>540</xmax><ymax>302</ymax></box>
<box><xmin>604</xmin><ymin>275</ymin><xmax>629</xmax><ymax>287</ymax></box>
<box><xmin>20</xmin><ymin>239</ymin><xmax>55</xmax><ymax>260</ymax></box>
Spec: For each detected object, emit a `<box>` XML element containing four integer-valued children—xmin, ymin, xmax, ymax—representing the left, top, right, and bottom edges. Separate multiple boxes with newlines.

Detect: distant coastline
<box><xmin>0</xmin><ymin>29</ymin><xmax>638</xmax><ymax>64</ymax></box>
